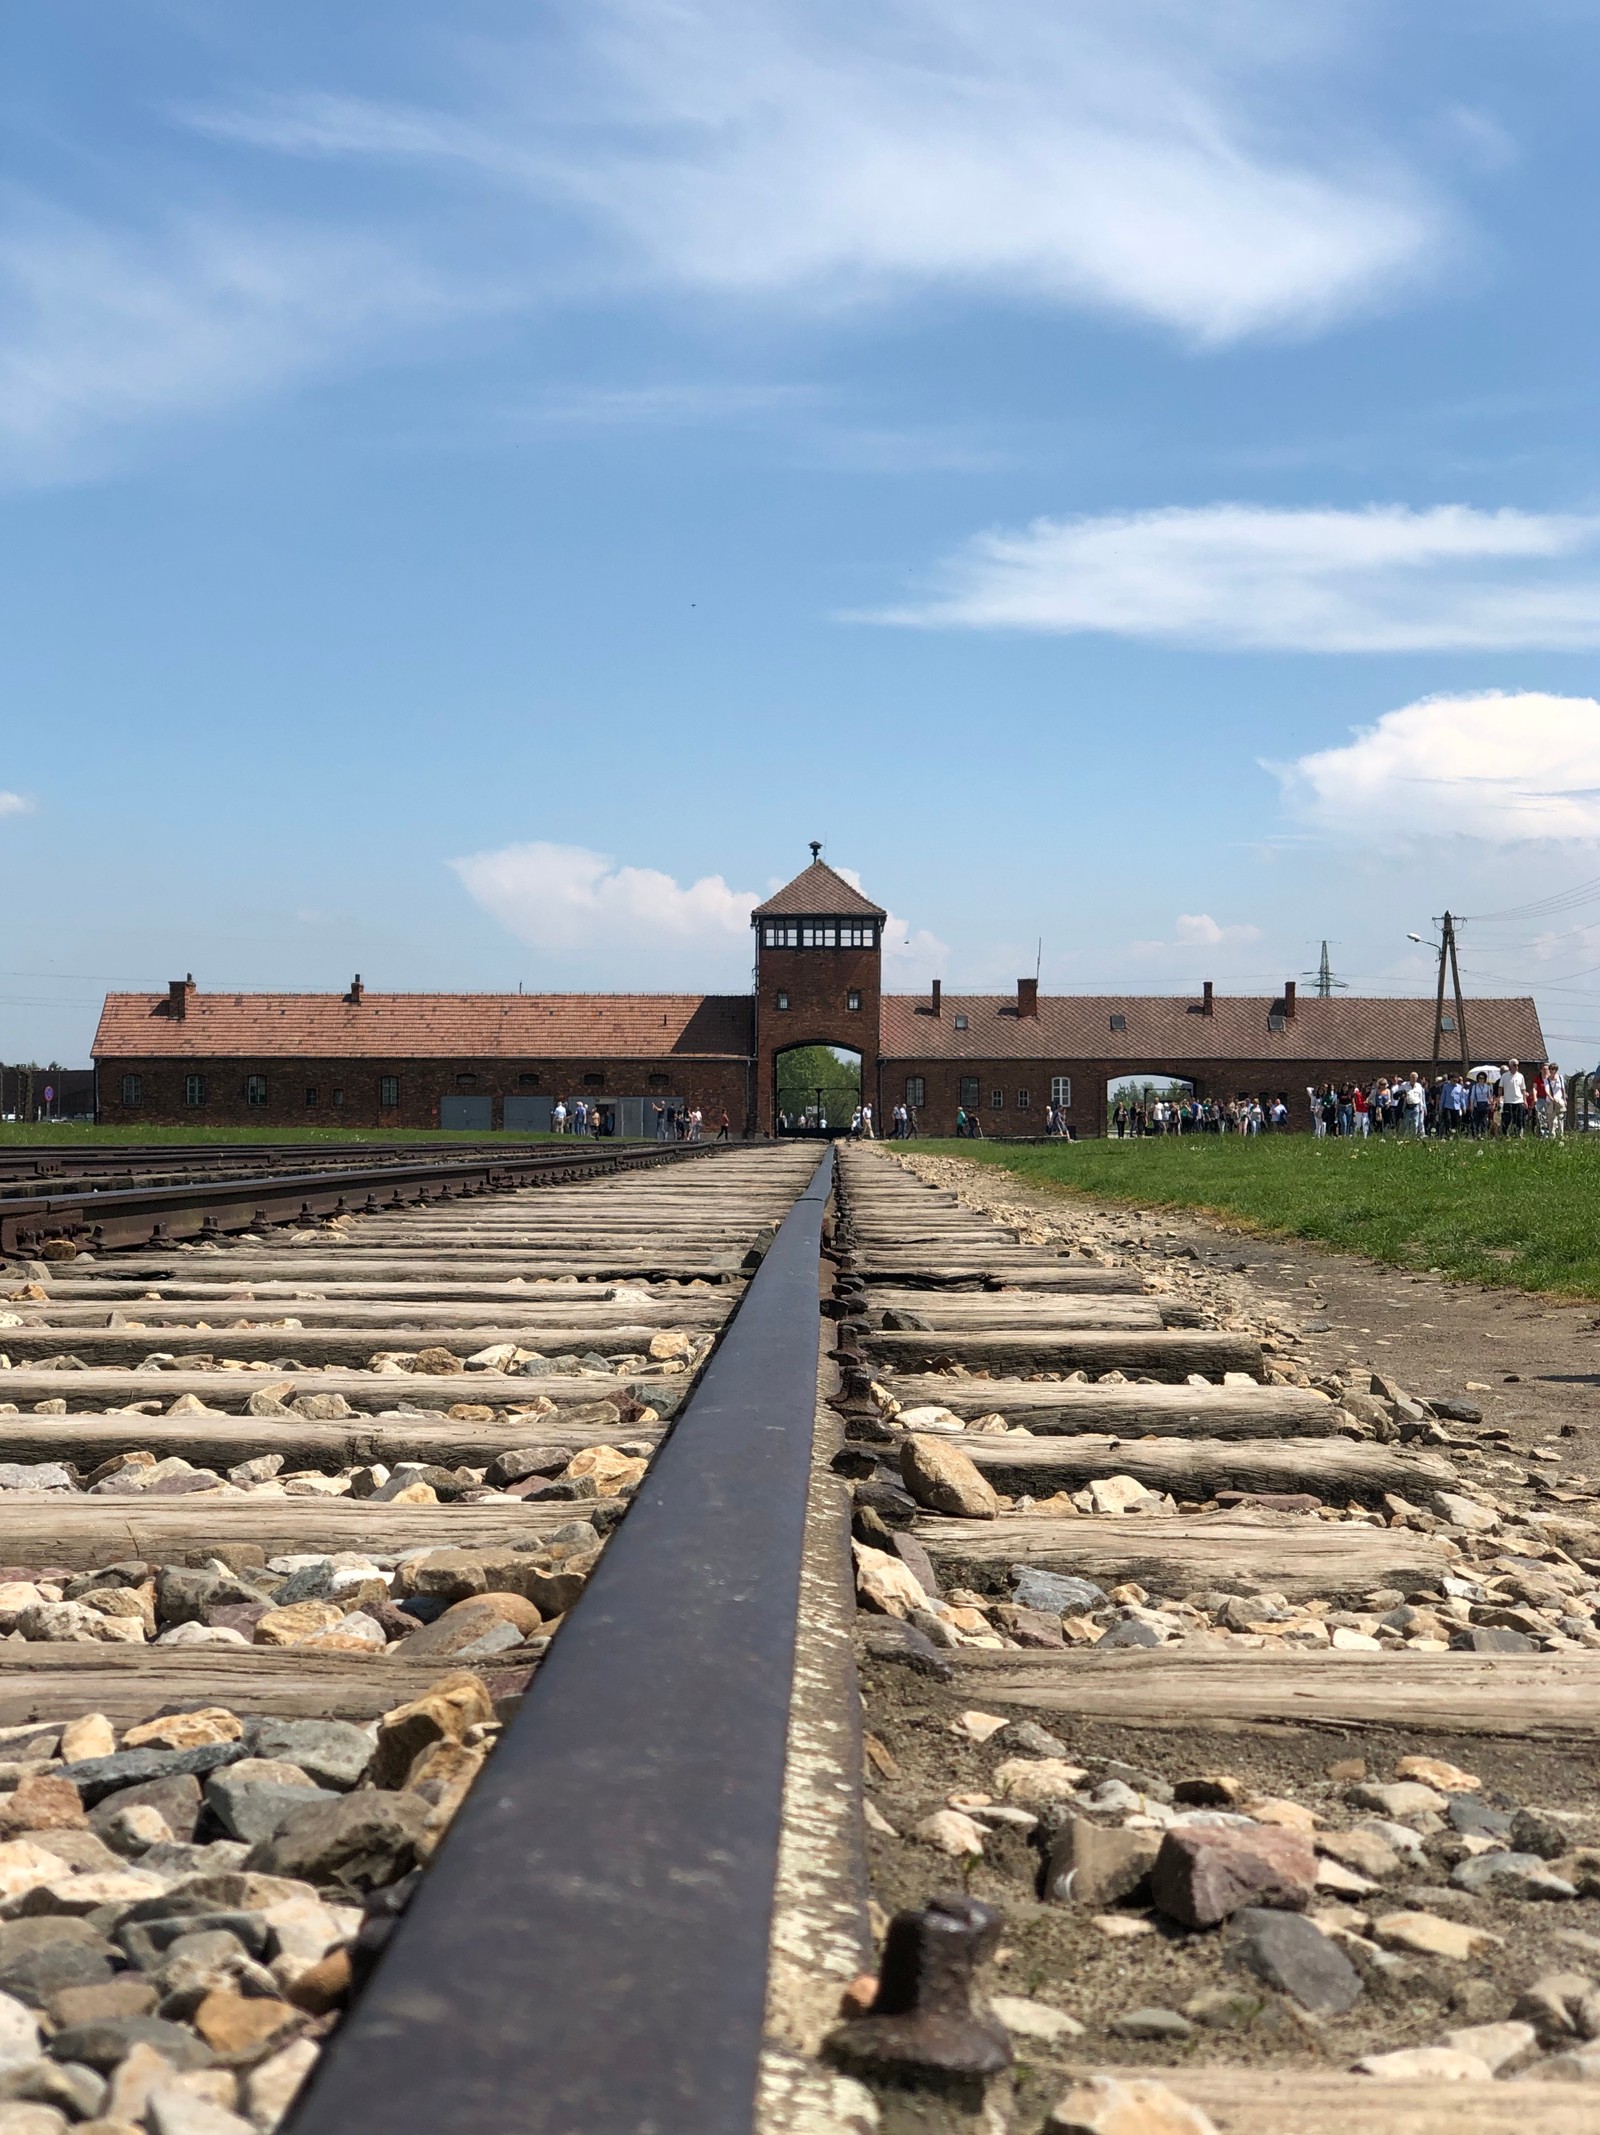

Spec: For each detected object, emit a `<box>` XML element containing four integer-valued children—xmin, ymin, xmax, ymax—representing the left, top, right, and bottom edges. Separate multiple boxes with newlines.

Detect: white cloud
<box><xmin>195</xmin><ymin>0</ymin><xmax>1444</xmax><ymax>345</ymax></box>
<box><xmin>1132</xmin><ymin>912</ymin><xmax>1262</xmax><ymax>955</ymax></box>
<box><xmin>450</xmin><ymin>842</ymin><xmax>756</xmax><ymax>967</ymax></box>
<box><xmin>0</xmin><ymin>792</ymin><xmax>33</xmax><ymax>818</ymax></box>
<box><xmin>0</xmin><ymin>193</ymin><xmax>470</xmax><ymax>484</ymax></box>
<box><xmin>871</xmin><ymin>503</ymin><xmax>1600</xmax><ymax>651</ymax></box>
<box><xmin>1273</xmin><ymin>690</ymin><xmax>1600</xmax><ymax>842</ymax></box>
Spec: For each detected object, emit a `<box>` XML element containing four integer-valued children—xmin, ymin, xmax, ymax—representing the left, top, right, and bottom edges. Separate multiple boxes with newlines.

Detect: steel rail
<box><xmin>0</xmin><ymin>1141</ymin><xmax>723</xmax><ymax>1254</ymax></box>
<box><xmin>290</xmin><ymin>1143</ymin><xmax>834</xmax><ymax>2135</ymax></box>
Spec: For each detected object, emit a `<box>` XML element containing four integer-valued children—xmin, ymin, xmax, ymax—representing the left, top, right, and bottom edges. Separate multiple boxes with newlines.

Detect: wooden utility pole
<box><xmin>1429</xmin><ymin>913</ymin><xmax>1470</xmax><ymax>1078</ymax></box>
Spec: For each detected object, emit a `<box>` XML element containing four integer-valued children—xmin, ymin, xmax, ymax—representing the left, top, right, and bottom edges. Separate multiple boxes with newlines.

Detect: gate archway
<box><xmin>774</xmin><ymin>1044</ymin><xmax>862</xmax><ymax>1136</ymax></box>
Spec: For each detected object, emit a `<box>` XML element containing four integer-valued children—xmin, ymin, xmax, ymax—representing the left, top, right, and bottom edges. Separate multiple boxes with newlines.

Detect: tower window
<box><xmin>775</xmin><ymin>990</ymin><xmax>790</xmax><ymax>1010</ymax></box>
<box><xmin>184</xmin><ymin>1075</ymin><xmax>206</xmax><ymax>1107</ymax></box>
<box><xmin>379</xmin><ymin>1076</ymin><xmax>399</xmax><ymax>1107</ymax></box>
<box><xmin>846</xmin><ymin>989</ymin><xmax>861</xmax><ymax>1011</ymax></box>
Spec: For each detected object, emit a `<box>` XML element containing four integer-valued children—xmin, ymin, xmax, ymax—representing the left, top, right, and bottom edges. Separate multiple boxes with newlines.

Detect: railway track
<box><xmin>0</xmin><ymin>1140</ymin><xmax>1592</xmax><ymax>2133</ymax></box>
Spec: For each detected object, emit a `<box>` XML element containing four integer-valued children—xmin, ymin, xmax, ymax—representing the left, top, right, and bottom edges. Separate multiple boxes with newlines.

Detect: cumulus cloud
<box><xmin>450</xmin><ymin>842</ymin><xmax>757</xmax><ymax>978</ymax></box>
<box><xmin>1272</xmin><ymin>691</ymin><xmax>1600</xmax><ymax>842</ymax></box>
<box><xmin>0</xmin><ymin>792</ymin><xmax>34</xmax><ymax>819</ymax></box>
<box><xmin>195</xmin><ymin>0</ymin><xmax>1443</xmax><ymax>345</ymax></box>
<box><xmin>834</xmin><ymin>866</ymin><xmax>950</xmax><ymax>981</ymax></box>
<box><xmin>870</xmin><ymin>504</ymin><xmax>1600</xmax><ymax>652</ymax></box>
<box><xmin>1132</xmin><ymin>912</ymin><xmax>1262</xmax><ymax>956</ymax></box>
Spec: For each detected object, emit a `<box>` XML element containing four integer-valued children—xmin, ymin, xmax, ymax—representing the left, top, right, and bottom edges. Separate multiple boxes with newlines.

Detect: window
<box><xmin>1268</xmin><ymin>1013</ymin><xmax>1286</xmax><ymax>1033</ymax></box>
<box><xmin>991</xmin><ymin>1089</ymin><xmax>1004</xmax><ymax>1109</ymax></box>
<box><xmin>954</xmin><ymin>1013</ymin><xmax>968</xmax><ymax>1031</ymax></box>
<box><xmin>517</xmin><ymin>1072</ymin><xmax>540</xmax><ymax>1088</ymax></box>
<box><xmin>1440</xmin><ymin>1014</ymin><xmax>1456</xmax><ymax>1033</ymax></box>
<box><xmin>763</xmin><ymin>922</ymin><xmax>799</xmax><ymax>948</ymax></box>
<box><xmin>1017</xmin><ymin>1089</ymin><xmax>1030</xmax><ymax>1110</ymax></box>
<box><xmin>183</xmin><ymin>1075</ymin><xmax>206</xmax><ymax>1108</ymax></box>
<box><xmin>846</xmin><ymin>989</ymin><xmax>862</xmax><ymax>1011</ymax></box>
<box><xmin>1109</xmin><ymin>1013</ymin><xmax>1127</xmax><ymax>1032</ymax></box>
<box><xmin>121</xmin><ymin>1074</ymin><xmax>142</xmax><ymax>1107</ymax></box>
<box><xmin>762</xmin><ymin>920</ymin><xmax>876</xmax><ymax>949</ymax></box>
<box><xmin>1051</xmin><ymin>1075</ymin><xmax>1072</xmax><ymax>1108</ymax></box>
<box><xmin>801</xmin><ymin>923</ymin><xmax>837</xmax><ymax>948</ymax></box>
<box><xmin>775</xmin><ymin>990</ymin><xmax>790</xmax><ymax>1010</ymax></box>
<box><xmin>379</xmin><ymin>1077</ymin><xmax>399</xmax><ymax>1108</ymax></box>
<box><xmin>333</xmin><ymin>1089</ymin><xmax>345</xmax><ymax>1108</ymax></box>
<box><xmin>583</xmin><ymin>1072</ymin><xmax>603</xmax><ymax>1085</ymax></box>
<box><xmin>838</xmin><ymin>923</ymin><xmax>876</xmax><ymax>948</ymax></box>
<box><xmin>905</xmin><ymin>1076</ymin><xmax>925</xmax><ymax>1108</ymax></box>
<box><xmin>648</xmin><ymin>1072</ymin><xmax>669</xmax><ymax>1089</ymax></box>
<box><xmin>960</xmin><ymin>1076</ymin><xmax>979</xmax><ymax>1107</ymax></box>
<box><xmin>456</xmin><ymin>1073</ymin><xmax>477</xmax><ymax>1090</ymax></box>
<box><xmin>246</xmin><ymin>1076</ymin><xmax>267</xmax><ymax>1107</ymax></box>
<box><xmin>304</xmin><ymin>1086</ymin><xmax>319</xmax><ymax>1107</ymax></box>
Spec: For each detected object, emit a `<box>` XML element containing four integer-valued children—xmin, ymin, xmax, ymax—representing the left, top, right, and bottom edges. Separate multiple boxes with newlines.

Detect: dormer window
<box><xmin>954</xmin><ymin>1013</ymin><xmax>968</xmax><ymax>1031</ymax></box>
<box><xmin>1110</xmin><ymin>1013</ymin><xmax>1127</xmax><ymax>1032</ymax></box>
<box><xmin>1268</xmin><ymin>1013</ymin><xmax>1286</xmax><ymax>1032</ymax></box>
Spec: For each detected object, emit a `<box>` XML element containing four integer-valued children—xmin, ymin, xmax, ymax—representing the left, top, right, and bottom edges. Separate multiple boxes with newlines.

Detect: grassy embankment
<box><xmin>0</xmin><ymin>1124</ymin><xmax>569</xmax><ymax>1148</ymax></box>
<box><xmin>921</xmin><ymin>1133</ymin><xmax>1600</xmax><ymax>1299</ymax></box>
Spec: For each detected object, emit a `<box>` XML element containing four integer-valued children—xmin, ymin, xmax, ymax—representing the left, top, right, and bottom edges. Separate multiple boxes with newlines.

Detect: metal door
<box><xmin>503</xmin><ymin>1095</ymin><xmax>553</xmax><ymax>1133</ymax></box>
<box><xmin>440</xmin><ymin>1095</ymin><xmax>493</xmax><ymax>1131</ymax></box>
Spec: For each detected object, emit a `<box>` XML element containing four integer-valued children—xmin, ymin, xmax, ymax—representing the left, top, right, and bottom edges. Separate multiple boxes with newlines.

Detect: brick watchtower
<box><xmin>752</xmin><ymin>847</ymin><xmax>886</xmax><ymax>1134</ymax></box>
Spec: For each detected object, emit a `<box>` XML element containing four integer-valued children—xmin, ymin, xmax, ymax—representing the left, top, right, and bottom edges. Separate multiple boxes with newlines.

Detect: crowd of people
<box><xmin>1108</xmin><ymin>1059</ymin><xmax>1569</xmax><ymax>1140</ymax></box>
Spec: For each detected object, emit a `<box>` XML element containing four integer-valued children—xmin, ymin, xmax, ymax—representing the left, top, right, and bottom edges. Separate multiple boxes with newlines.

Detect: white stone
<box><xmin>0</xmin><ymin>1993</ymin><xmax>39</xmax><ymax>2070</ymax></box>
<box><xmin>1443</xmin><ymin>2020</ymin><xmax>1537</xmax><ymax>2073</ymax></box>
<box><xmin>1352</xmin><ymin>2045</ymin><xmax>1493</xmax><ymax>2081</ymax></box>
<box><xmin>242</xmin><ymin>2041</ymin><xmax>319</xmax><ymax>2132</ymax></box>
<box><xmin>912</xmin><ymin>1810</ymin><xmax>987</xmax><ymax>1857</ymax></box>
<box><xmin>990</xmin><ymin>1993</ymin><xmax>1084</xmax><ymax>2044</ymax></box>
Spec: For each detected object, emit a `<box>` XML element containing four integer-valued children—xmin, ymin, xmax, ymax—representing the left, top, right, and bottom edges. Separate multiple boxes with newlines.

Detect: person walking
<box><xmin>716</xmin><ymin>1109</ymin><xmax>730</xmax><ymax>1141</ymax></box>
<box><xmin>861</xmin><ymin>1103</ymin><xmax>874</xmax><ymax>1138</ymax></box>
<box><xmin>1545</xmin><ymin>1061</ymin><xmax>1566</xmax><ymax>1137</ymax></box>
<box><xmin>1500</xmin><ymin>1059</ymin><xmax>1527</xmax><ymax>1137</ymax></box>
<box><xmin>552</xmin><ymin>1098</ymin><xmax>567</xmax><ymax>1135</ymax></box>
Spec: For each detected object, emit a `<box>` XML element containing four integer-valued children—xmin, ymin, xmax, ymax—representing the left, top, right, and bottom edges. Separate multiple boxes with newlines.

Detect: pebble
<box><xmin>912</xmin><ymin>1810</ymin><xmax>986</xmax><ymax>1858</ymax></box>
<box><xmin>1227</xmin><ymin>1907</ymin><xmax>1362</xmax><ymax>2015</ymax></box>
<box><xmin>898</xmin><ymin>1436</ymin><xmax>999</xmax><ymax>1520</ymax></box>
<box><xmin>1442</xmin><ymin>2019</ymin><xmax>1537</xmax><ymax>2073</ymax></box>
<box><xmin>1371</xmin><ymin>1911</ymin><xmax>1501</xmax><ymax>1961</ymax></box>
<box><xmin>1150</xmin><ymin>1824</ymin><xmax>1317</xmax><ymax>1929</ymax></box>
<box><xmin>1352</xmin><ymin>2045</ymin><xmax>1493</xmax><ymax>2080</ymax></box>
<box><xmin>988</xmin><ymin>1993</ymin><xmax>1084</xmax><ymax>2045</ymax></box>
<box><xmin>1451</xmin><ymin>1852</ymin><xmax>1578</xmax><ymax>1900</ymax></box>
<box><xmin>1045</xmin><ymin>2074</ymin><xmax>1219</xmax><ymax>2135</ymax></box>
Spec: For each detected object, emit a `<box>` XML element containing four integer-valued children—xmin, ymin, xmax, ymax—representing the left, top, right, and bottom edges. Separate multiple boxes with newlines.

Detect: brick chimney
<box><xmin>1202</xmin><ymin>980</ymin><xmax>1214</xmax><ymax>1018</ymax></box>
<box><xmin>930</xmin><ymin>979</ymin><xmax>941</xmax><ymax>1018</ymax></box>
<box><xmin>167</xmin><ymin>975</ymin><xmax>195</xmax><ymax>1019</ymax></box>
<box><xmin>1284</xmin><ymin>980</ymin><xmax>1296</xmax><ymax>1021</ymax></box>
<box><xmin>1017</xmin><ymin>976</ymin><xmax>1039</xmax><ymax>1019</ymax></box>
<box><xmin>347</xmin><ymin>974</ymin><xmax>365</xmax><ymax>1005</ymax></box>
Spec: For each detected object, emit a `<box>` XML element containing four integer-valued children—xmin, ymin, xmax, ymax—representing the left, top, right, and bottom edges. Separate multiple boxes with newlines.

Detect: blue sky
<box><xmin>8</xmin><ymin>1</ymin><xmax>1600</xmax><ymax>1066</ymax></box>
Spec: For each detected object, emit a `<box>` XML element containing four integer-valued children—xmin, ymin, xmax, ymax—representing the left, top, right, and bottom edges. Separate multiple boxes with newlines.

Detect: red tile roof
<box><xmin>93</xmin><ymin>992</ymin><xmax>754</xmax><ymax>1062</ymax></box>
<box><xmin>752</xmin><ymin>860</ymin><xmax>886</xmax><ymax>920</ymax></box>
<box><xmin>880</xmin><ymin>992</ymin><xmax>1547</xmax><ymax>1066</ymax></box>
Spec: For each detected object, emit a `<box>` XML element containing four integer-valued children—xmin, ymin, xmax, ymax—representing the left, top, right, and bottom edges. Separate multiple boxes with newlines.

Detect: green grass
<box><xmin>918</xmin><ymin>1133</ymin><xmax>1600</xmax><ymax>1298</ymax></box>
<box><xmin>0</xmin><ymin>1123</ymin><xmax>571</xmax><ymax>1148</ymax></box>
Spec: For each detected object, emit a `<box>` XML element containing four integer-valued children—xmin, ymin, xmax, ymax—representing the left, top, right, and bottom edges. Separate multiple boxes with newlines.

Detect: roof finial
<box><xmin>809</xmin><ymin>839</ymin><xmax>822</xmax><ymax>862</ymax></box>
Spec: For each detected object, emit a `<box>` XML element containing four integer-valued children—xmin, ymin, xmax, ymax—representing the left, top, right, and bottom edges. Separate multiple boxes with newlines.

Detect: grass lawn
<box><xmin>0</xmin><ymin>1124</ymin><xmax>571</xmax><ymax>1148</ymax></box>
<box><xmin>916</xmin><ymin>1133</ymin><xmax>1600</xmax><ymax>1299</ymax></box>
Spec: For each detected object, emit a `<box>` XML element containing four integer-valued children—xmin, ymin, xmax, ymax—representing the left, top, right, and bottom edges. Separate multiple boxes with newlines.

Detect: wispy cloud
<box><xmin>0</xmin><ymin>792</ymin><xmax>34</xmax><ymax>819</ymax></box>
<box><xmin>1272</xmin><ymin>690</ymin><xmax>1600</xmax><ymax>841</ymax></box>
<box><xmin>0</xmin><ymin>192</ymin><xmax>473</xmax><ymax>485</ymax></box>
<box><xmin>834</xmin><ymin>866</ymin><xmax>950</xmax><ymax>980</ymax></box>
<box><xmin>1131</xmin><ymin>911</ymin><xmax>1263</xmax><ymax>957</ymax></box>
<box><xmin>192</xmin><ymin>0</ymin><xmax>1446</xmax><ymax>346</ymax></box>
<box><xmin>870</xmin><ymin>503</ymin><xmax>1600</xmax><ymax>651</ymax></box>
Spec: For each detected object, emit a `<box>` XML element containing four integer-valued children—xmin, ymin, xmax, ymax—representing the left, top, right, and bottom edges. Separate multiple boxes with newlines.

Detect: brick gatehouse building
<box><xmin>92</xmin><ymin>852</ymin><xmax>1546</xmax><ymax>1136</ymax></box>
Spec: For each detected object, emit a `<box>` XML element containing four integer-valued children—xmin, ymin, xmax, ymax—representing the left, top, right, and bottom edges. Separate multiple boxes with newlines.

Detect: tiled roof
<box><xmin>93</xmin><ymin>992</ymin><xmax>754</xmax><ymax>1062</ymax></box>
<box><xmin>752</xmin><ymin>860</ymin><xmax>886</xmax><ymax>920</ymax></box>
<box><xmin>880</xmin><ymin>992</ymin><xmax>1548</xmax><ymax>1066</ymax></box>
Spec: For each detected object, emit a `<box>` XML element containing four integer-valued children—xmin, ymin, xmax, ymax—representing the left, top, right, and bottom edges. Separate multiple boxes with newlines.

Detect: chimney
<box><xmin>348</xmin><ymin>974</ymin><xmax>365</xmax><ymax>1005</ymax></box>
<box><xmin>1017</xmin><ymin>976</ymin><xmax>1039</xmax><ymax>1019</ymax></box>
<box><xmin>930</xmin><ymin>979</ymin><xmax>941</xmax><ymax>1018</ymax></box>
<box><xmin>167</xmin><ymin>975</ymin><xmax>195</xmax><ymax>1019</ymax></box>
<box><xmin>1202</xmin><ymin>980</ymin><xmax>1214</xmax><ymax>1018</ymax></box>
<box><xmin>1283</xmin><ymin>979</ymin><xmax>1296</xmax><ymax>1021</ymax></box>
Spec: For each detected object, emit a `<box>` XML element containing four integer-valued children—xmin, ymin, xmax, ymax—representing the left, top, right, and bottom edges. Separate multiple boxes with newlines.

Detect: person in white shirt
<box><xmin>1499</xmin><ymin>1059</ymin><xmax>1527</xmax><ymax>1136</ymax></box>
<box><xmin>1403</xmin><ymin>1073</ymin><xmax>1427</xmax><ymax>1135</ymax></box>
<box><xmin>552</xmin><ymin>1099</ymin><xmax>567</xmax><ymax>1135</ymax></box>
<box><xmin>1543</xmin><ymin>1062</ymin><xmax>1566</xmax><ymax>1137</ymax></box>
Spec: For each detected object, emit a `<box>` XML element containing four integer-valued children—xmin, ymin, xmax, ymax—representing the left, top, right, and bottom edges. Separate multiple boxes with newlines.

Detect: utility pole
<box><xmin>1429</xmin><ymin>913</ymin><xmax>1471</xmax><ymax>1078</ymax></box>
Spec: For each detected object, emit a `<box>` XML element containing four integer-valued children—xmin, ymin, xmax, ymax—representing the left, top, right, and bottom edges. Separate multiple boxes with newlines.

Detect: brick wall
<box><xmin>881</xmin><ymin>1055</ymin><xmax>1461</xmax><ymax>1136</ymax></box>
<box><xmin>755</xmin><ymin>945</ymin><xmax>881</xmax><ymax>1133</ymax></box>
<box><xmin>96</xmin><ymin>1056</ymin><xmax>754</xmax><ymax>1133</ymax></box>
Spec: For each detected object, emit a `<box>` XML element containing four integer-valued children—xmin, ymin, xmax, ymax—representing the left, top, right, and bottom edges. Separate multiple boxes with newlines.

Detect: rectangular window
<box><xmin>1109</xmin><ymin>1013</ymin><xmax>1127</xmax><ymax>1032</ymax></box>
<box><xmin>305</xmin><ymin>1086</ymin><xmax>319</xmax><ymax>1107</ymax></box>
<box><xmin>905</xmin><ymin>1076</ymin><xmax>925</xmax><ymax>1108</ymax></box>
<box><xmin>763</xmin><ymin>922</ymin><xmax>800</xmax><ymax>948</ymax></box>
<box><xmin>775</xmin><ymin>990</ymin><xmax>789</xmax><ymax>1010</ymax></box>
<box><xmin>837</xmin><ymin>923</ymin><xmax>875</xmax><ymax>948</ymax></box>
<box><xmin>583</xmin><ymin>1072</ymin><xmax>603</xmax><ymax>1085</ymax></box>
<box><xmin>1268</xmin><ymin>1012</ymin><xmax>1286</xmax><ymax>1032</ymax></box>
<box><xmin>1051</xmin><ymin>1075</ymin><xmax>1071</xmax><ymax>1107</ymax></box>
<box><xmin>960</xmin><ymin>1076</ymin><xmax>979</xmax><ymax>1107</ymax></box>
<box><xmin>121</xmin><ymin>1073</ymin><xmax>142</xmax><ymax>1107</ymax></box>
<box><xmin>990</xmin><ymin>1089</ymin><xmax>1004</xmax><ymax>1109</ymax></box>
<box><xmin>379</xmin><ymin>1076</ymin><xmax>399</xmax><ymax>1108</ymax></box>
<box><xmin>333</xmin><ymin>1089</ymin><xmax>344</xmax><ymax>1107</ymax></box>
<box><xmin>456</xmin><ymin>1073</ymin><xmax>476</xmax><ymax>1090</ymax></box>
<box><xmin>648</xmin><ymin>1072</ymin><xmax>669</xmax><ymax>1089</ymax></box>
<box><xmin>245</xmin><ymin>1076</ymin><xmax>267</xmax><ymax>1107</ymax></box>
<box><xmin>517</xmin><ymin>1071</ymin><xmax>540</xmax><ymax>1088</ymax></box>
<box><xmin>800</xmin><ymin>923</ymin><xmax>839</xmax><ymax>948</ymax></box>
<box><xmin>846</xmin><ymin>989</ymin><xmax>862</xmax><ymax>1011</ymax></box>
<box><xmin>954</xmin><ymin>1013</ymin><xmax>968</xmax><ymax>1030</ymax></box>
<box><xmin>1017</xmin><ymin>1089</ymin><xmax>1029</xmax><ymax>1109</ymax></box>
<box><xmin>183</xmin><ymin>1074</ymin><xmax>206</xmax><ymax>1108</ymax></box>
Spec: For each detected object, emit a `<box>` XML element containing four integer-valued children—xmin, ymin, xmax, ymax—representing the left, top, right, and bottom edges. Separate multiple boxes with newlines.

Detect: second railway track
<box><xmin>0</xmin><ymin>1138</ymin><xmax>1592</xmax><ymax>2133</ymax></box>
